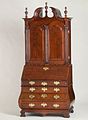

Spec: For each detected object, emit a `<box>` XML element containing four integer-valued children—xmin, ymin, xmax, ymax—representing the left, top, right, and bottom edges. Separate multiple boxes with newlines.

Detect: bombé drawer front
<box><xmin>20</xmin><ymin>93</ymin><xmax>68</xmax><ymax>102</ymax></box>
<box><xmin>22</xmin><ymin>80</ymin><xmax>68</xmax><ymax>87</ymax></box>
<box><xmin>20</xmin><ymin>101</ymin><xmax>69</xmax><ymax>109</ymax></box>
<box><xmin>22</xmin><ymin>86</ymin><xmax>68</xmax><ymax>94</ymax></box>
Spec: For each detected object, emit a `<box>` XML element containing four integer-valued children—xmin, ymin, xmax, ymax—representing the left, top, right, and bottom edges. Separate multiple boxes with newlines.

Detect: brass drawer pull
<box><xmin>41</xmin><ymin>87</ymin><xmax>47</xmax><ymax>92</ymax></box>
<box><xmin>54</xmin><ymin>88</ymin><xmax>60</xmax><ymax>92</ymax></box>
<box><xmin>29</xmin><ymin>94</ymin><xmax>35</xmax><ymax>99</ymax></box>
<box><xmin>54</xmin><ymin>81</ymin><xmax>60</xmax><ymax>85</ymax></box>
<box><xmin>53</xmin><ymin>104</ymin><xmax>60</xmax><ymax>108</ymax></box>
<box><xmin>41</xmin><ymin>103</ymin><xmax>47</xmax><ymax>107</ymax></box>
<box><xmin>41</xmin><ymin>94</ymin><xmax>47</xmax><ymax>98</ymax></box>
<box><xmin>41</xmin><ymin>82</ymin><xmax>47</xmax><ymax>86</ymax></box>
<box><xmin>54</xmin><ymin>95</ymin><xmax>60</xmax><ymax>99</ymax></box>
<box><xmin>29</xmin><ymin>87</ymin><xmax>35</xmax><ymax>92</ymax></box>
<box><xmin>29</xmin><ymin>103</ymin><xmax>35</xmax><ymax>108</ymax></box>
<box><xmin>29</xmin><ymin>81</ymin><xmax>35</xmax><ymax>85</ymax></box>
<box><xmin>43</xmin><ymin>67</ymin><xmax>49</xmax><ymax>71</ymax></box>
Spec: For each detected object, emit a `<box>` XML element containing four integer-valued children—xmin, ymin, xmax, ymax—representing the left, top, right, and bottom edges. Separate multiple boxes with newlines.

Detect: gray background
<box><xmin>0</xmin><ymin>0</ymin><xmax>88</xmax><ymax>119</ymax></box>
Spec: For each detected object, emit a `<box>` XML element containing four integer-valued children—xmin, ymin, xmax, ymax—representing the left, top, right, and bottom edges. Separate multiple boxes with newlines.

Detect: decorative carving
<box><xmin>64</xmin><ymin>7</ymin><xmax>67</xmax><ymax>18</ymax></box>
<box><xmin>24</xmin><ymin>4</ymin><xmax>68</xmax><ymax>19</ymax></box>
<box><xmin>45</xmin><ymin>2</ymin><xmax>48</xmax><ymax>17</ymax></box>
<box><xmin>25</xmin><ymin>8</ymin><xmax>28</xmax><ymax>18</ymax></box>
<box><xmin>34</xmin><ymin>7</ymin><xmax>43</xmax><ymax>17</ymax></box>
<box><xmin>50</xmin><ymin>7</ymin><xmax>62</xmax><ymax>17</ymax></box>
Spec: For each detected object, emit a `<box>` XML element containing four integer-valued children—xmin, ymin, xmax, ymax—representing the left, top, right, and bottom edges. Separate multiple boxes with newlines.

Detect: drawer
<box><xmin>20</xmin><ymin>93</ymin><xmax>68</xmax><ymax>102</ymax></box>
<box><xmin>22</xmin><ymin>87</ymin><xmax>68</xmax><ymax>93</ymax></box>
<box><xmin>20</xmin><ymin>101</ymin><xmax>69</xmax><ymax>109</ymax></box>
<box><xmin>22</xmin><ymin>80</ymin><xmax>68</xmax><ymax>87</ymax></box>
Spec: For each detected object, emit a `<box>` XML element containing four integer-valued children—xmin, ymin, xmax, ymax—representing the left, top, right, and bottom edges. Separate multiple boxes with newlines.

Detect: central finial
<box><xmin>45</xmin><ymin>2</ymin><xmax>48</xmax><ymax>17</ymax></box>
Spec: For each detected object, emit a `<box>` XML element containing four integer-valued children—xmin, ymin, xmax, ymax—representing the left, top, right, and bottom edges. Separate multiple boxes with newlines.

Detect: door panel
<box><xmin>48</xmin><ymin>21</ymin><xmax>65</xmax><ymax>64</ymax></box>
<box><xmin>29</xmin><ymin>26</ymin><xmax>44</xmax><ymax>64</ymax></box>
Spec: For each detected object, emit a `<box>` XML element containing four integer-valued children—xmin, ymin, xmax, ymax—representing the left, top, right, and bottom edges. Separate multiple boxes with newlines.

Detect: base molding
<box><xmin>20</xmin><ymin>106</ymin><xmax>74</xmax><ymax>118</ymax></box>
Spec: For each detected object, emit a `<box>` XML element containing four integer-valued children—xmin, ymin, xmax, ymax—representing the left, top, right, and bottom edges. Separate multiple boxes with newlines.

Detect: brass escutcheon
<box><xmin>53</xmin><ymin>95</ymin><xmax>60</xmax><ymax>99</ymax></box>
<box><xmin>29</xmin><ymin>103</ymin><xmax>35</xmax><ymax>107</ymax></box>
<box><xmin>43</xmin><ymin>67</ymin><xmax>49</xmax><ymax>71</ymax></box>
<box><xmin>29</xmin><ymin>87</ymin><xmax>35</xmax><ymax>92</ymax></box>
<box><xmin>41</xmin><ymin>94</ymin><xmax>47</xmax><ymax>98</ymax></box>
<box><xmin>41</xmin><ymin>87</ymin><xmax>47</xmax><ymax>92</ymax></box>
<box><xmin>54</xmin><ymin>81</ymin><xmax>60</xmax><ymax>85</ymax></box>
<box><xmin>29</xmin><ymin>81</ymin><xmax>35</xmax><ymax>85</ymax></box>
<box><xmin>29</xmin><ymin>94</ymin><xmax>35</xmax><ymax>99</ymax></box>
<box><xmin>54</xmin><ymin>88</ymin><xmax>60</xmax><ymax>92</ymax></box>
<box><xmin>41</xmin><ymin>103</ymin><xmax>47</xmax><ymax>107</ymax></box>
<box><xmin>41</xmin><ymin>82</ymin><xmax>47</xmax><ymax>86</ymax></box>
<box><xmin>53</xmin><ymin>104</ymin><xmax>60</xmax><ymax>108</ymax></box>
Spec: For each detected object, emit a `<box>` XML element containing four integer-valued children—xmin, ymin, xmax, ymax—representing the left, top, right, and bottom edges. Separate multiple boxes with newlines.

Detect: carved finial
<box><xmin>25</xmin><ymin>7</ymin><xmax>28</xmax><ymax>18</ymax></box>
<box><xmin>64</xmin><ymin>7</ymin><xmax>67</xmax><ymax>18</ymax></box>
<box><xmin>45</xmin><ymin>2</ymin><xmax>48</xmax><ymax>17</ymax></box>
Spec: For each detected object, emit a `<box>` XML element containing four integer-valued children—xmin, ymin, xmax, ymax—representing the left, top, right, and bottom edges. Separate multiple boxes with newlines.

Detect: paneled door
<box><xmin>27</xmin><ymin>25</ymin><xmax>45</xmax><ymax>64</ymax></box>
<box><xmin>48</xmin><ymin>21</ymin><xmax>65</xmax><ymax>64</ymax></box>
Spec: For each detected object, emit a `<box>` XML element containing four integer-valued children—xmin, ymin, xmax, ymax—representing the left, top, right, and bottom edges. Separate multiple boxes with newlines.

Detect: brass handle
<box><xmin>41</xmin><ymin>103</ymin><xmax>47</xmax><ymax>107</ymax></box>
<box><xmin>41</xmin><ymin>94</ymin><xmax>47</xmax><ymax>98</ymax></box>
<box><xmin>54</xmin><ymin>81</ymin><xmax>60</xmax><ymax>85</ymax></box>
<box><xmin>53</xmin><ymin>104</ymin><xmax>60</xmax><ymax>108</ymax></box>
<box><xmin>41</xmin><ymin>87</ymin><xmax>47</xmax><ymax>92</ymax></box>
<box><xmin>41</xmin><ymin>82</ymin><xmax>47</xmax><ymax>86</ymax></box>
<box><xmin>29</xmin><ymin>87</ymin><xmax>35</xmax><ymax>92</ymax></box>
<box><xmin>29</xmin><ymin>94</ymin><xmax>35</xmax><ymax>99</ymax></box>
<box><xmin>54</xmin><ymin>95</ymin><xmax>60</xmax><ymax>99</ymax></box>
<box><xmin>54</xmin><ymin>88</ymin><xmax>60</xmax><ymax>92</ymax></box>
<box><xmin>43</xmin><ymin>67</ymin><xmax>49</xmax><ymax>71</ymax></box>
<box><xmin>29</xmin><ymin>103</ymin><xmax>35</xmax><ymax>108</ymax></box>
<box><xmin>29</xmin><ymin>81</ymin><xmax>35</xmax><ymax>85</ymax></box>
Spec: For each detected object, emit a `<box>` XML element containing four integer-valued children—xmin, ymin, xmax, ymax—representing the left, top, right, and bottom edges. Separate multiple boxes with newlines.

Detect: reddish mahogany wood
<box><xmin>21</xmin><ymin>87</ymin><xmax>68</xmax><ymax>93</ymax></box>
<box><xmin>18</xmin><ymin>3</ymin><xmax>75</xmax><ymax>118</ymax></box>
<box><xmin>22</xmin><ymin>80</ymin><xmax>68</xmax><ymax>87</ymax></box>
<box><xmin>19</xmin><ymin>93</ymin><xmax>68</xmax><ymax>102</ymax></box>
<box><xmin>19</xmin><ymin>101</ymin><xmax>69</xmax><ymax>109</ymax></box>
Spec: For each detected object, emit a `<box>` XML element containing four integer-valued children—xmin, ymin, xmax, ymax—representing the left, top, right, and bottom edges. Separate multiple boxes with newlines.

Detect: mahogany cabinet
<box><xmin>18</xmin><ymin>3</ymin><xmax>75</xmax><ymax>118</ymax></box>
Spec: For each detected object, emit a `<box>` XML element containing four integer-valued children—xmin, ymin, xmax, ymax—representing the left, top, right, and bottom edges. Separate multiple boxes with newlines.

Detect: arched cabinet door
<box><xmin>48</xmin><ymin>21</ymin><xmax>65</xmax><ymax>64</ymax></box>
<box><xmin>28</xmin><ymin>25</ymin><xmax>45</xmax><ymax>64</ymax></box>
